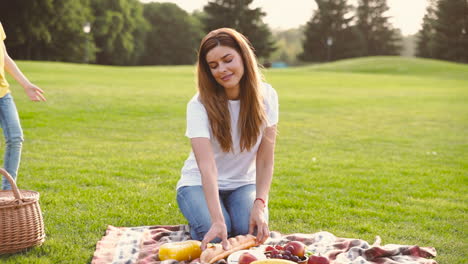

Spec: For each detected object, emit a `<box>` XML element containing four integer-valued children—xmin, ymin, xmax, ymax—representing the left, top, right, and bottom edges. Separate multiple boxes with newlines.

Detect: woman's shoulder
<box><xmin>261</xmin><ymin>82</ymin><xmax>278</xmax><ymax>102</ymax></box>
<box><xmin>187</xmin><ymin>92</ymin><xmax>202</xmax><ymax>105</ymax></box>
<box><xmin>261</xmin><ymin>83</ymin><xmax>279</xmax><ymax>125</ymax></box>
<box><xmin>261</xmin><ymin>82</ymin><xmax>272</xmax><ymax>90</ymax></box>
<box><xmin>187</xmin><ymin>93</ymin><xmax>207</xmax><ymax>111</ymax></box>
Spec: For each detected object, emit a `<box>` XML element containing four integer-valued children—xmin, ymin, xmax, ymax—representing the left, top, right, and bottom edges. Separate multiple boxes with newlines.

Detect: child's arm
<box><xmin>3</xmin><ymin>42</ymin><xmax>46</xmax><ymax>102</ymax></box>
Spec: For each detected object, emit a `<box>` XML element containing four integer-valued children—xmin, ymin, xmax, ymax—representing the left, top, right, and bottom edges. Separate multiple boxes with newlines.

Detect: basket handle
<box><xmin>0</xmin><ymin>168</ymin><xmax>23</xmax><ymax>200</ymax></box>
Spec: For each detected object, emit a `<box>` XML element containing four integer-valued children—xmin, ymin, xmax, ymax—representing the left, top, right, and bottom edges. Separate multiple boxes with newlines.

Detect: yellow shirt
<box><xmin>0</xmin><ymin>23</ymin><xmax>11</xmax><ymax>97</ymax></box>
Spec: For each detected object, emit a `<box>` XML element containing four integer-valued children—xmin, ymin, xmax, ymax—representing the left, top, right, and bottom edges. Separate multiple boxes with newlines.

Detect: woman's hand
<box><xmin>24</xmin><ymin>83</ymin><xmax>46</xmax><ymax>102</ymax></box>
<box><xmin>248</xmin><ymin>201</ymin><xmax>270</xmax><ymax>244</ymax></box>
<box><xmin>201</xmin><ymin>221</ymin><xmax>230</xmax><ymax>250</ymax></box>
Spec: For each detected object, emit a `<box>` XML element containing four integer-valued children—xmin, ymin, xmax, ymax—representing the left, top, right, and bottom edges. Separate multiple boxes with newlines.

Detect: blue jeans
<box><xmin>0</xmin><ymin>93</ymin><xmax>24</xmax><ymax>190</ymax></box>
<box><xmin>177</xmin><ymin>184</ymin><xmax>268</xmax><ymax>241</ymax></box>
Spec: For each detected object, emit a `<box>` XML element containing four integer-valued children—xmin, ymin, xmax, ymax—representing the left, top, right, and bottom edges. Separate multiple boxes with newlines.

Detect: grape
<box><xmin>283</xmin><ymin>255</ymin><xmax>291</xmax><ymax>260</ymax></box>
<box><xmin>283</xmin><ymin>250</ymin><xmax>292</xmax><ymax>256</ymax></box>
<box><xmin>291</xmin><ymin>256</ymin><xmax>301</xmax><ymax>262</ymax></box>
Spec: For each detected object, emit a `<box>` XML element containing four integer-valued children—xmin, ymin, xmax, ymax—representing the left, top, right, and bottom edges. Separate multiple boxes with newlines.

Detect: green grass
<box><xmin>0</xmin><ymin>57</ymin><xmax>467</xmax><ymax>263</ymax></box>
<box><xmin>302</xmin><ymin>56</ymin><xmax>468</xmax><ymax>80</ymax></box>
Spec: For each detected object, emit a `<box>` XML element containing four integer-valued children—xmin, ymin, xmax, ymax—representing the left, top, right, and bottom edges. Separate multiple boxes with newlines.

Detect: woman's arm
<box><xmin>3</xmin><ymin>42</ymin><xmax>46</xmax><ymax>101</ymax></box>
<box><xmin>191</xmin><ymin>137</ymin><xmax>230</xmax><ymax>250</ymax></box>
<box><xmin>250</xmin><ymin>124</ymin><xmax>277</xmax><ymax>243</ymax></box>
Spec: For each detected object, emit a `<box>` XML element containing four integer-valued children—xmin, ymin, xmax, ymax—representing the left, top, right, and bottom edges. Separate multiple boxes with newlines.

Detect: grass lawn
<box><xmin>0</xmin><ymin>57</ymin><xmax>466</xmax><ymax>263</ymax></box>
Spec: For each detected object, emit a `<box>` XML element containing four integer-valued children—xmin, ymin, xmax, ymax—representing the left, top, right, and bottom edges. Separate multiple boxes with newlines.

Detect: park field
<box><xmin>0</xmin><ymin>57</ymin><xmax>467</xmax><ymax>263</ymax></box>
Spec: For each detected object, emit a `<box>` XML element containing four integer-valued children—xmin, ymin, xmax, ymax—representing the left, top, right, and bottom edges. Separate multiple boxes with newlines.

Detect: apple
<box><xmin>307</xmin><ymin>255</ymin><xmax>329</xmax><ymax>264</ymax></box>
<box><xmin>238</xmin><ymin>252</ymin><xmax>258</xmax><ymax>264</ymax></box>
<box><xmin>284</xmin><ymin>241</ymin><xmax>306</xmax><ymax>258</ymax></box>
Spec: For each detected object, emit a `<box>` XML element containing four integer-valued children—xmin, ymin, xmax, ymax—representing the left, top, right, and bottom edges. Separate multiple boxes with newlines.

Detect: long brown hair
<box><xmin>197</xmin><ymin>28</ymin><xmax>266</xmax><ymax>152</ymax></box>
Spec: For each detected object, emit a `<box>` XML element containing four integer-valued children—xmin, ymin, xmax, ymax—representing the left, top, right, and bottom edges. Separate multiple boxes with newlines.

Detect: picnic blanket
<box><xmin>91</xmin><ymin>225</ymin><xmax>437</xmax><ymax>264</ymax></box>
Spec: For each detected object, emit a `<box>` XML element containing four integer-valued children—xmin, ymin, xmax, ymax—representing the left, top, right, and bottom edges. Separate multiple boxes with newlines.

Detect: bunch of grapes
<box><xmin>264</xmin><ymin>245</ymin><xmax>305</xmax><ymax>263</ymax></box>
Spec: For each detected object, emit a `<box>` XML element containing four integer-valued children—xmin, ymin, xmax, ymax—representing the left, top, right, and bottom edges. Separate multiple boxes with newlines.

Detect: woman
<box><xmin>176</xmin><ymin>28</ymin><xmax>278</xmax><ymax>250</ymax></box>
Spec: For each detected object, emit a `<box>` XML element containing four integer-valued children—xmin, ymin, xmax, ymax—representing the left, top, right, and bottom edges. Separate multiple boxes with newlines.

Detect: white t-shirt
<box><xmin>177</xmin><ymin>83</ymin><xmax>279</xmax><ymax>190</ymax></box>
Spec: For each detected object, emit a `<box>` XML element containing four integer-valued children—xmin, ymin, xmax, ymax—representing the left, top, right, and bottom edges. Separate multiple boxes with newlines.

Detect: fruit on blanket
<box><xmin>284</xmin><ymin>241</ymin><xmax>306</xmax><ymax>258</ymax></box>
<box><xmin>158</xmin><ymin>240</ymin><xmax>202</xmax><ymax>261</ymax></box>
<box><xmin>265</xmin><ymin>246</ymin><xmax>275</xmax><ymax>252</ymax></box>
<box><xmin>307</xmin><ymin>255</ymin><xmax>329</xmax><ymax>264</ymax></box>
<box><xmin>264</xmin><ymin>242</ymin><xmax>306</xmax><ymax>263</ymax></box>
<box><xmin>238</xmin><ymin>252</ymin><xmax>258</xmax><ymax>264</ymax></box>
<box><xmin>251</xmin><ymin>259</ymin><xmax>297</xmax><ymax>264</ymax></box>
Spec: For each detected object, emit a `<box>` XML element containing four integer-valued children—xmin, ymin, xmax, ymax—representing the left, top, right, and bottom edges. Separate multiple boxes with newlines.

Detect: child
<box><xmin>1</xmin><ymin>22</ymin><xmax>46</xmax><ymax>190</ymax></box>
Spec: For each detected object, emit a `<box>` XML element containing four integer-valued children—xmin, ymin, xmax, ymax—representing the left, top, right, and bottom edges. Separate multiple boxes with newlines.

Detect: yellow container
<box><xmin>159</xmin><ymin>240</ymin><xmax>202</xmax><ymax>261</ymax></box>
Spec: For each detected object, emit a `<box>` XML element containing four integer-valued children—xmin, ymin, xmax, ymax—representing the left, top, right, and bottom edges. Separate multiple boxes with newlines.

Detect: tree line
<box><xmin>300</xmin><ymin>0</ymin><xmax>402</xmax><ymax>62</ymax></box>
<box><xmin>1</xmin><ymin>0</ymin><xmax>201</xmax><ymax>65</ymax></box>
<box><xmin>0</xmin><ymin>0</ymin><xmax>466</xmax><ymax>65</ymax></box>
<box><xmin>0</xmin><ymin>0</ymin><xmax>276</xmax><ymax>65</ymax></box>
<box><xmin>416</xmin><ymin>0</ymin><xmax>468</xmax><ymax>63</ymax></box>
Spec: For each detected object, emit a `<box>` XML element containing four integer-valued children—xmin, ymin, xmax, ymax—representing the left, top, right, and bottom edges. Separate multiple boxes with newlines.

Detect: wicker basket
<box><xmin>0</xmin><ymin>168</ymin><xmax>45</xmax><ymax>254</ymax></box>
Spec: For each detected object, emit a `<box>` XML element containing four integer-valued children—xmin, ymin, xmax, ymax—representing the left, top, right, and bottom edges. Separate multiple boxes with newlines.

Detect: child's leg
<box><xmin>0</xmin><ymin>93</ymin><xmax>24</xmax><ymax>190</ymax></box>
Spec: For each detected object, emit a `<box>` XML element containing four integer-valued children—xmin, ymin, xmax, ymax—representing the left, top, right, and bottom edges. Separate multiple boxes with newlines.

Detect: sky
<box><xmin>141</xmin><ymin>0</ymin><xmax>429</xmax><ymax>36</ymax></box>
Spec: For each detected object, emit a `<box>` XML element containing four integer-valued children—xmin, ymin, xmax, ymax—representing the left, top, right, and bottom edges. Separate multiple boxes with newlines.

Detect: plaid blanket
<box><xmin>91</xmin><ymin>225</ymin><xmax>437</xmax><ymax>264</ymax></box>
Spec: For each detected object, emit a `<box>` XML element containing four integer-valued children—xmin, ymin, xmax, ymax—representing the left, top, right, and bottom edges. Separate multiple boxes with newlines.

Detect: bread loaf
<box><xmin>200</xmin><ymin>234</ymin><xmax>257</xmax><ymax>263</ymax></box>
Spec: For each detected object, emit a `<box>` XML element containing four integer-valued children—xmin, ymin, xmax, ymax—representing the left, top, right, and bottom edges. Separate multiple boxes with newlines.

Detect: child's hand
<box><xmin>24</xmin><ymin>83</ymin><xmax>46</xmax><ymax>102</ymax></box>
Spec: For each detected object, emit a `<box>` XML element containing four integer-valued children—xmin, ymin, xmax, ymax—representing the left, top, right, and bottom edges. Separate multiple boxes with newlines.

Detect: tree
<box><xmin>202</xmin><ymin>0</ymin><xmax>276</xmax><ymax>60</ymax></box>
<box><xmin>270</xmin><ymin>27</ymin><xmax>305</xmax><ymax>65</ymax></box>
<box><xmin>0</xmin><ymin>0</ymin><xmax>53</xmax><ymax>60</ymax></box>
<box><xmin>432</xmin><ymin>0</ymin><xmax>468</xmax><ymax>63</ymax></box>
<box><xmin>140</xmin><ymin>3</ymin><xmax>203</xmax><ymax>65</ymax></box>
<box><xmin>91</xmin><ymin>0</ymin><xmax>149</xmax><ymax>65</ymax></box>
<box><xmin>416</xmin><ymin>0</ymin><xmax>438</xmax><ymax>58</ymax></box>
<box><xmin>299</xmin><ymin>0</ymin><xmax>360</xmax><ymax>62</ymax></box>
<box><xmin>356</xmin><ymin>0</ymin><xmax>401</xmax><ymax>56</ymax></box>
<box><xmin>0</xmin><ymin>0</ymin><xmax>95</xmax><ymax>63</ymax></box>
<box><xmin>47</xmin><ymin>0</ymin><xmax>96</xmax><ymax>63</ymax></box>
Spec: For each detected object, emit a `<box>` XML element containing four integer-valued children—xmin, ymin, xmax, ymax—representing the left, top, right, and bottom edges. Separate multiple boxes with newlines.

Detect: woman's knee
<box><xmin>226</xmin><ymin>184</ymin><xmax>256</xmax><ymax>236</ymax></box>
<box><xmin>177</xmin><ymin>186</ymin><xmax>210</xmax><ymax>237</ymax></box>
<box><xmin>189</xmin><ymin>221</ymin><xmax>211</xmax><ymax>241</ymax></box>
<box><xmin>177</xmin><ymin>186</ymin><xmax>232</xmax><ymax>240</ymax></box>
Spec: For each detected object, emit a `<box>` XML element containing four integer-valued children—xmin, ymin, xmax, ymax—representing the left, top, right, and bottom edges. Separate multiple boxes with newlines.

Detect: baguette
<box><xmin>200</xmin><ymin>234</ymin><xmax>257</xmax><ymax>264</ymax></box>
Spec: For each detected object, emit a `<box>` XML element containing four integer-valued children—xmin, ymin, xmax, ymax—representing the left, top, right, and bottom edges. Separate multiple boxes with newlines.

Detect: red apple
<box><xmin>284</xmin><ymin>241</ymin><xmax>307</xmax><ymax>258</ymax></box>
<box><xmin>238</xmin><ymin>252</ymin><xmax>258</xmax><ymax>264</ymax></box>
<box><xmin>307</xmin><ymin>255</ymin><xmax>329</xmax><ymax>264</ymax></box>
